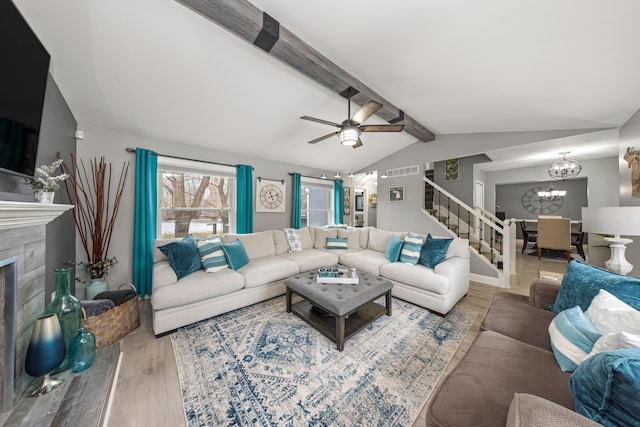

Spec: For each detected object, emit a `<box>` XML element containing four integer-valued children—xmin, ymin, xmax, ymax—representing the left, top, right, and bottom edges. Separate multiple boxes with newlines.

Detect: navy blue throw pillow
<box><xmin>418</xmin><ymin>234</ymin><xmax>453</xmax><ymax>268</ymax></box>
<box><xmin>158</xmin><ymin>235</ymin><xmax>202</xmax><ymax>280</ymax></box>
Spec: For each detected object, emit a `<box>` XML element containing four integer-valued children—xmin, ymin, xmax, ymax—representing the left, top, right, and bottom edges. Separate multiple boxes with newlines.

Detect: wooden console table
<box><xmin>3</xmin><ymin>343</ymin><xmax>121</xmax><ymax>427</ymax></box>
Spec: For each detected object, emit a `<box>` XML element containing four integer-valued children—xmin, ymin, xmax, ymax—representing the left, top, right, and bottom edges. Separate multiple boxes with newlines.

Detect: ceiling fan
<box><xmin>300</xmin><ymin>89</ymin><xmax>405</xmax><ymax>149</ymax></box>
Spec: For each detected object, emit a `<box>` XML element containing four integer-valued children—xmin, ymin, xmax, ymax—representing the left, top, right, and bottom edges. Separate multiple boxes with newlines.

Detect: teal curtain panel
<box><xmin>132</xmin><ymin>148</ymin><xmax>157</xmax><ymax>298</ymax></box>
<box><xmin>236</xmin><ymin>165</ymin><xmax>253</xmax><ymax>234</ymax></box>
<box><xmin>291</xmin><ymin>173</ymin><xmax>301</xmax><ymax>228</ymax></box>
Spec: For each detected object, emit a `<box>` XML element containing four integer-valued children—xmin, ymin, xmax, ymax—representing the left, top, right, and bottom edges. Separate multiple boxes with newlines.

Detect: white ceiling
<box><xmin>14</xmin><ymin>0</ymin><xmax>640</xmax><ymax>173</ymax></box>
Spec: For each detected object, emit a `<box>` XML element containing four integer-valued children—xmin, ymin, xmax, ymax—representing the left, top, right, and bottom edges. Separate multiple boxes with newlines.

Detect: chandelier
<box><xmin>537</xmin><ymin>187</ymin><xmax>566</xmax><ymax>201</ymax></box>
<box><xmin>549</xmin><ymin>152</ymin><xmax>581</xmax><ymax>180</ymax></box>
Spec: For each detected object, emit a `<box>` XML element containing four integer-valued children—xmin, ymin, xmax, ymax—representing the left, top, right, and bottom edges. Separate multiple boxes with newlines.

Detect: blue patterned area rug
<box><xmin>170</xmin><ymin>296</ymin><xmax>476</xmax><ymax>427</ymax></box>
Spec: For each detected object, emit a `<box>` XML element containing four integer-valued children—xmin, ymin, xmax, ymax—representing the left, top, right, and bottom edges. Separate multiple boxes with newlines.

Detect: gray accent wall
<box><xmin>39</xmin><ymin>75</ymin><xmax>77</xmax><ymax>302</ymax></box>
<box><xmin>0</xmin><ymin>74</ymin><xmax>77</xmax><ymax>303</ymax></box>
<box><xmin>496</xmin><ymin>178</ymin><xmax>587</xmax><ymax>221</ymax></box>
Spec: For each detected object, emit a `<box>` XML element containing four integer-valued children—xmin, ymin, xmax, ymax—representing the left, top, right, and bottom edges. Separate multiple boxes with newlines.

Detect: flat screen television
<box><xmin>0</xmin><ymin>1</ymin><xmax>50</xmax><ymax>178</ymax></box>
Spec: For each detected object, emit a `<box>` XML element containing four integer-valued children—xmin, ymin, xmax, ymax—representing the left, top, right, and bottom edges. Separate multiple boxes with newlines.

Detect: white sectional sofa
<box><xmin>151</xmin><ymin>227</ymin><xmax>470</xmax><ymax>335</ymax></box>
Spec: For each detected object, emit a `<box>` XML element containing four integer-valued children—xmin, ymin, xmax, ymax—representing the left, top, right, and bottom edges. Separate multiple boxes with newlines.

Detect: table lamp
<box><xmin>582</xmin><ymin>207</ymin><xmax>640</xmax><ymax>275</ymax></box>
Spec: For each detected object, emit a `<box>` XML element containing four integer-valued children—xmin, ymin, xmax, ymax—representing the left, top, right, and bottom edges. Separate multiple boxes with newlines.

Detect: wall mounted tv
<box><xmin>0</xmin><ymin>1</ymin><xmax>50</xmax><ymax>178</ymax></box>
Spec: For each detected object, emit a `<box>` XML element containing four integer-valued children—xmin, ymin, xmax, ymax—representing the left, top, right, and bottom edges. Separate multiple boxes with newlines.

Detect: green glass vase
<box><xmin>44</xmin><ymin>268</ymin><xmax>83</xmax><ymax>372</ymax></box>
<box><xmin>69</xmin><ymin>328</ymin><xmax>96</xmax><ymax>373</ymax></box>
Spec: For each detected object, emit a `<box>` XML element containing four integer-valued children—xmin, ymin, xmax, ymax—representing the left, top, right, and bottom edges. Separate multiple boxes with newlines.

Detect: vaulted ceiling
<box><xmin>14</xmin><ymin>0</ymin><xmax>640</xmax><ymax>172</ymax></box>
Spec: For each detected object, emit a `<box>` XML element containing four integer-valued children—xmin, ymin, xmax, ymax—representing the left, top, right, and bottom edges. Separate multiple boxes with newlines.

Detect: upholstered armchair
<box><xmin>536</xmin><ymin>217</ymin><xmax>571</xmax><ymax>261</ymax></box>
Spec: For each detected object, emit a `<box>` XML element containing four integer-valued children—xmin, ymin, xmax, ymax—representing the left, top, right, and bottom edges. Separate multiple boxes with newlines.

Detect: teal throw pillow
<box><xmin>419</xmin><ymin>234</ymin><xmax>453</xmax><ymax>268</ymax></box>
<box><xmin>385</xmin><ymin>234</ymin><xmax>403</xmax><ymax>262</ymax></box>
<box><xmin>549</xmin><ymin>261</ymin><xmax>640</xmax><ymax>314</ymax></box>
<box><xmin>158</xmin><ymin>235</ymin><xmax>202</xmax><ymax>280</ymax></box>
<box><xmin>222</xmin><ymin>239</ymin><xmax>250</xmax><ymax>270</ymax></box>
<box><xmin>326</xmin><ymin>237</ymin><xmax>348</xmax><ymax>250</ymax></box>
<box><xmin>570</xmin><ymin>348</ymin><xmax>640</xmax><ymax>427</ymax></box>
<box><xmin>400</xmin><ymin>233</ymin><xmax>424</xmax><ymax>264</ymax></box>
<box><xmin>196</xmin><ymin>237</ymin><xmax>228</xmax><ymax>273</ymax></box>
<box><xmin>548</xmin><ymin>306</ymin><xmax>601</xmax><ymax>372</ymax></box>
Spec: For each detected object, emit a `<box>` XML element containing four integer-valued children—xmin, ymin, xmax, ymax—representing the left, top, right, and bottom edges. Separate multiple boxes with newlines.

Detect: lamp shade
<box><xmin>582</xmin><ymin>207</ymin><xmax>640</xmax><ymax>237</ymax></box>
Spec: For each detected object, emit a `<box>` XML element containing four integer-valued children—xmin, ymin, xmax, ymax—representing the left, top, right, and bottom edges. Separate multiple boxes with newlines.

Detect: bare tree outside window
<box><xmin>160</xmin><ymin>171</ymin><xmax>233</xmax><ymax>238</ymax></box>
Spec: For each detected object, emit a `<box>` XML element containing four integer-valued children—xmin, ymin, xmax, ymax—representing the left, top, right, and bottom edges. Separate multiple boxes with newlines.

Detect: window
<box><xmin>158</xmin><ymin>158</ymin><xmax>236</xmax><ymax>239</ymax></box>
<box><xmin>301</xmin><ymin>179</ymin><xmax>334</xmax><ymax>227</ymax></box>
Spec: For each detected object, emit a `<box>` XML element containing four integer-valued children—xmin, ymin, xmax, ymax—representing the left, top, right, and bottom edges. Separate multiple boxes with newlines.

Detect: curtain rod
<box><xmin>288</xmin><ymin>172</ymin><xmax>341</xmax><ymax>182</ymax></box>
<box><xmin>125</xmin><ymin>147</ymin><xmax>249</xmax><ymax>169</ymax></box>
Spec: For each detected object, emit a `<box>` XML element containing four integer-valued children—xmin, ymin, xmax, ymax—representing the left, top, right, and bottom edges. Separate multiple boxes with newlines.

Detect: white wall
<box><xmin>366</xmin><ymin>129</ymin><xmax>609</xmax><ymax>232</ymax></box>
<box><xmin>619</xmin><ymin>108</ymin><xmax>640</xmax><ymax>206</ymax></box>
<box><xmin>75</xmin><ymin>122</ymin><xmax>329</xmax><ymax>292</ymax></box>
<box><xmin>618</xmin><ymin>108</ymin><xmax>640</xmax><ymax>273</ymax></box>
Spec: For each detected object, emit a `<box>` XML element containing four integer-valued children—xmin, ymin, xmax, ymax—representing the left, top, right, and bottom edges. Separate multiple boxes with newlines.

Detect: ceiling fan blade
<box><xmin>307</xmin><ymin>132</ymin><xmax>339</xmax><ymax>144</ymax></box>
<box><xmin>300</xmin><ymin>116</ymin><xmax>341</xmax><ymax>127</ymax></box>
<box><xmin>360</xmin><ymin>124</ymin><xmax>405</xmax><ymax>132</ymax></box>
<box><xmin>352</xmin><ymin>138</ymin><xmax>363</xmax><ymax>149</ymax></box>
<box><xmin>352</xmin><ymin>101</ymin><xmax>382</xmax><ymax>124</ymax></box>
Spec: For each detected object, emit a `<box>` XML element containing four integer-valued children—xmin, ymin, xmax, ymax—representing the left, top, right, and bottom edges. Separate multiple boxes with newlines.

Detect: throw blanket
<box><xmin>81</xmin><ymin>299</ymin><xmax>115</xmax><ymax>317</ymax></box>
<box><xmin>94</xmin><ymin>289</ymin><xmax>136</xmax><ymax>306</ymax></box>
<box><xmin>283</xmin><ymin>228</ymin><xmax>302</xmax><ymax>252</ymax></box>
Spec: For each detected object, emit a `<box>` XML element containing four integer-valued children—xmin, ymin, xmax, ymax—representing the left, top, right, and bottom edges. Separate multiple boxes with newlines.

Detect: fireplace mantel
<box><xmin>0</xmin><ymin>201</ymin><xmax>73</xmax><ymax>230</ymax></box>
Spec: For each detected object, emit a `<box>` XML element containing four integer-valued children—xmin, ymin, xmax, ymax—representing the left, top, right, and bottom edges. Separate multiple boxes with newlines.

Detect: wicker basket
<box><xmin>82</xmin><ymin>283</ymin><xmax>140</xmax><ymax>348</ymax></box>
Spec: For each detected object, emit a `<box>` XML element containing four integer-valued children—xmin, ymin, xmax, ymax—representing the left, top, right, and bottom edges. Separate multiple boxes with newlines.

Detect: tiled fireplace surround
<box><xmin>0</xmin><ymin>201</ymin><xmax>72</xmax><ymax>413</ymax></box>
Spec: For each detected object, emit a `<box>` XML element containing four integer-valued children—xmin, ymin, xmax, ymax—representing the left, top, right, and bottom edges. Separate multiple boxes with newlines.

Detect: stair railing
<box><xmin>423</xmin><ymin>176</ymin><xmax>515</xmax><ymax>279</ymax></box>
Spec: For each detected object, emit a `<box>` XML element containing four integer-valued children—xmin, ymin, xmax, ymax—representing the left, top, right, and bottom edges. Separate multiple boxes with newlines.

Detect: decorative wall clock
<box><xmin>520</xmin><ymin>186</ymin><xmax>564</xmax><ymax>215</ymax></box>
<box><xmin>256</xmin><ymin>178</ymin><xmax>286</xmax><ymax>213</ymax></box>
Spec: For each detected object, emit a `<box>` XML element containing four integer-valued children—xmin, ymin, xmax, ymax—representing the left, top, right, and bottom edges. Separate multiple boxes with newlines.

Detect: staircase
<box><xmin>423</xmin><ymin>175</ymin><xmax>516</xmax><ymax>287</ymax></box>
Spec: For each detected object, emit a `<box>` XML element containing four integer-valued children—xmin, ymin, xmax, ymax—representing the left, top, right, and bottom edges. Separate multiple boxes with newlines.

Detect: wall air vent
<box><xmin>385</xmin><ymin>165</ymin><xmax>420</xmax><ymax>178</ymax></box>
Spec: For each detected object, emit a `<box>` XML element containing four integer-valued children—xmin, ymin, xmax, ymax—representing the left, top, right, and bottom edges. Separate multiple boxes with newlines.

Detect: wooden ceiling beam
<box><xmin>175</xmin><ymin>0</ymin><xmax>435</xmax><ymax>142</ymax></box>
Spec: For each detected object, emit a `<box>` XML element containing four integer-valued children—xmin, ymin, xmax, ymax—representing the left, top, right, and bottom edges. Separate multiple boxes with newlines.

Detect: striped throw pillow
<box><xmin>196</xmin><ymin>237</ymin><xmax>229</xmax><ymax>273</ymax></box>
<box><xmin>326</xmin><ymin>237</ymin><xmax>348</xmax><ymax>250</ymax></box>
<box><xmin>549</xmin><ymin>306</ymin><xmax>602</xmax><ymax>372</ymax></box>
<box><xmin>400</xmin><ymin>232</ymin><xmax>424</xmax><ymax>264</ymax></box>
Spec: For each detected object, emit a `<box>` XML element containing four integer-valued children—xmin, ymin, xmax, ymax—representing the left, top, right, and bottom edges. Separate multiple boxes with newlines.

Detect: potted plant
<box><xmin>24</xmin><ymin>159</ymin><xmax>70</xmax><ymax>203</ymax></box>
<box><xmin>59</xmin><ymin>154</ymin><xmax>129</xmax><ymax>296</ymax></box>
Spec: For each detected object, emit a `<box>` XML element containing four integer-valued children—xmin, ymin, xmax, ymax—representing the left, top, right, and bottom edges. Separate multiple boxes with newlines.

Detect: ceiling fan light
<box><xmin>339</xmin><ymin>126</ymin><xmax>360</xmax><ymax>146</ymax></box>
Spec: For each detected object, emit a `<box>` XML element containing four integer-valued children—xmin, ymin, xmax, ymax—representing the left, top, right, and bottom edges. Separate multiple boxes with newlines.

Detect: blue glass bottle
<box><xmin>69</xmin><ymin>328</ymin><xmax>96</xmax><ymax>373</ymax></box>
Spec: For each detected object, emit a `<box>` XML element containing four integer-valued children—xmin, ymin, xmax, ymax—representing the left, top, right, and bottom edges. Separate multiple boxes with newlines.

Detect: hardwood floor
<box><xmin>108</xmin><ymin>242</ymin><xmax>575</xmax><ymax>427</ymax></box>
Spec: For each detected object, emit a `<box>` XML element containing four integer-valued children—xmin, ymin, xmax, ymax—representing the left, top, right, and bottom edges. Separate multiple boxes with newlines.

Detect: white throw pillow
<box><xmin>338</xmin><ymin>228</ymin><xmax>361</xmax><ymax>249</ymax></box>
<box><xmin>283</xmin><ymin>228</ymin><xmax>302</xmax><ymax>253</ymax></box>
<box><xmin>585</xmin><ymin>289</ymin><xmax>640</xmax><ymax>335</ymax></box>
<box><xmin>586</xmin><ymin>331</ymin><xmax>640</xmax><ymax>359</ymax></box>
<box><xmin>314</xmin><ymin>228</ymin><xmax>337</xmax><ymax>249</ymax></box>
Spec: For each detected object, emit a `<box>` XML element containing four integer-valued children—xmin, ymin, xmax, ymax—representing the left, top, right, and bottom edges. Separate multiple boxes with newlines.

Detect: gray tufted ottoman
<box><xmin>285</xmin><ymin>267</ymin><xmax>392</xmax><ymax>351</ymax></box>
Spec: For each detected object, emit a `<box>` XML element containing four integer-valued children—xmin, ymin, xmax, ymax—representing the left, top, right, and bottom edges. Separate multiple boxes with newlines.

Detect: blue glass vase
<box><xmin>44</xmin><ymin>268</ymin><xmax>83</xmax><ymax>372</ymax></box>
<box><xmin>25</xmin><ymin>313</ymin><xmax>66</xmax><ymax>396</ymax></box>
<box><xmin>69</xmin><ymin>328</ymin><xmax>96</xmax><ymax>373</ymax></box>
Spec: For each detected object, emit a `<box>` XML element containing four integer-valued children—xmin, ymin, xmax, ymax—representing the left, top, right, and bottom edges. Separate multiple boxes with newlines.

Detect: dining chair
<box><xmin>519</xmin><ymin>221</ymin><xmax>537</xmax><ymax>253</ymax></box>
<box><xmin>571</xmin><ymin>222</ymin><xmax>586</xmax><ymax>259</ymax></box>
<box><xmin>536</xmin><ymin>217</ymin><xmax>572</xmax><ymax>261</ymax></box>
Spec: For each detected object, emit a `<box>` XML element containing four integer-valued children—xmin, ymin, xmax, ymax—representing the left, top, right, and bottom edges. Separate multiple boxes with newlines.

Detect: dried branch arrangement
<box><xmin>59</xmin><ymin>153</ymin><xmax>130</xmax><ymax>279</ymax></box>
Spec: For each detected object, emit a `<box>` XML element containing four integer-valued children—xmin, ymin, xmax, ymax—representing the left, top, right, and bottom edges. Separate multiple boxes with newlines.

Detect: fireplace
<box><xmin>0</xmin><ymin>201</ymin><xmax>72</xmax><ymax>412</ymax></box>
<box><xmin>1</xmin><ymin>257</ymin><xmax>17</xmax><ymax>412</ymax></box>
